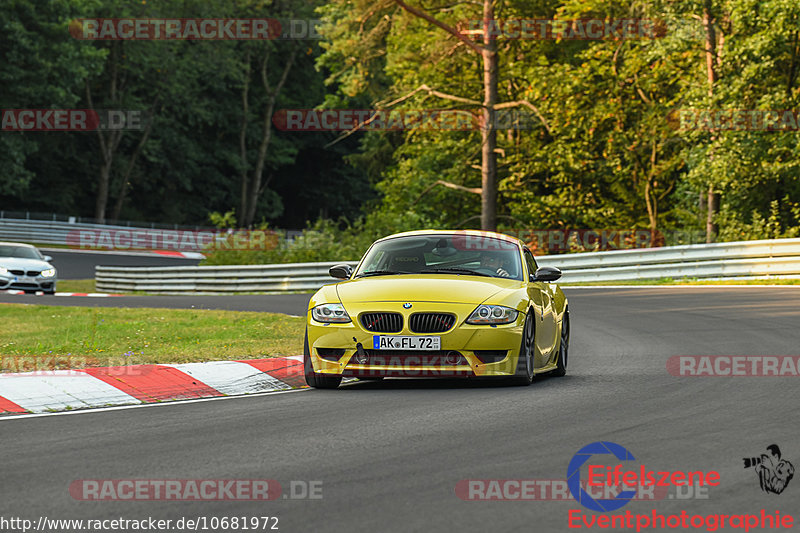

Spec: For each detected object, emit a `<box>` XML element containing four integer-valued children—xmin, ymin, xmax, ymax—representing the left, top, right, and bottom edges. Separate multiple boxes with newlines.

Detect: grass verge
<box><xmin>56</xmin><ymin>279</ymin><xmax>97</xmax><ymax>293</ymax></box>
<box><xmin>0</xmin><ymin>304</ymin><xmax>305</xmax><ymax>371</ymax></box>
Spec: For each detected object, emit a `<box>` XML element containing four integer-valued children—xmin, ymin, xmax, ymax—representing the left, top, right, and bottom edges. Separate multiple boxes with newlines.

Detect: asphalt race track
<box><xmin>42</xmin><ymin>249</ymin><xmax>202</xmax><ymax>279</ymax></box>
<box><xmin>3</xmin><ymin>287</ymin><xmax>800</xmax><ymax>532</ymax></box>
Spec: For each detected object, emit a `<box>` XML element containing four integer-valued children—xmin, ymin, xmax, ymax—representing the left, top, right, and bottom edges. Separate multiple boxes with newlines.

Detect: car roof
<box><xmin>375</xmin><ymin>229</ymin><xmax>524</xmax><ymax>247</ymax></box>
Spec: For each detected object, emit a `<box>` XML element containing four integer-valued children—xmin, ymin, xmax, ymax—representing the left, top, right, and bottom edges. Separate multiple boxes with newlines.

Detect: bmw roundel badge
<box><xmin>403</xmin><ymin>303</ymin><xmax>412</xmax><ymax>309</ymax></box>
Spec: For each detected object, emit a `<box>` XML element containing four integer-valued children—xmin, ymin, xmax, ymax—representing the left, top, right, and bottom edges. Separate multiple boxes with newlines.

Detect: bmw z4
<box><xmin>304</xmin><ymin>230</ymin><xmax>569</xmax><ymax>389</ymax></box>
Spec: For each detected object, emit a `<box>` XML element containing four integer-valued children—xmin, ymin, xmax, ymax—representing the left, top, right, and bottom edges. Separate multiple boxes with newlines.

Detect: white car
<box><xmin>0</xmin><ymin>242</ymin><xmax>57</xmax><ymax>294</ymax></box>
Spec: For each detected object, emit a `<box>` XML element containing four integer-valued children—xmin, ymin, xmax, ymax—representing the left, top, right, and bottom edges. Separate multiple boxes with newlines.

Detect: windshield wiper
<box><xmin>420</xmin><ymin>268</ymin><xmax>492</xmax><ymax>278</ymax></box>
<box><xmin>355</xmin><ymin>270</ymin><xmax>411</xmax><ymax>278</ymax></box>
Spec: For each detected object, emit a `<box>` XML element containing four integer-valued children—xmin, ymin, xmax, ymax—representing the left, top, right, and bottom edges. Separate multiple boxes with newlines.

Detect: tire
<box><xmin>511</xmin><ymin>311</ymin><xmax>536</xmax><ymax>386</ymax></box>
<box><xmin>304</xmin><ymin>328</ymin><xmax>342</xmax><ymax>389</ymax></box>
<box><xmin>551</xmin><ymin>310</ymin><xmax>569</xmax><ymax>377</ymax></box>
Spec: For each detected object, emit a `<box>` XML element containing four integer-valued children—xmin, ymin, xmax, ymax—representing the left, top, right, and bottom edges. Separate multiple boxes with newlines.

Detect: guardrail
<box><xmin>96</xmin><ymin>262</ymin><xmax>361</xmax><ymax>293</ymax></box>
<box><xmin>0</xmin><ymin>216</ymin><xmax>211</xmax><ymax>247</ymax></box>
<box><xmin>534</xmin><ymin>238</ymin><xmax>800</xmax><ymax>282</ymax></box>
<box><xmin>94</xmin><ymin>237</ymin><xmax>800</xmax><ymax>294</ymax></box>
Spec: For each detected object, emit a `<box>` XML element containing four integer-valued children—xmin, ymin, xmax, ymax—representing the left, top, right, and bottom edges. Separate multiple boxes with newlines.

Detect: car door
<box><xmin>524</xmin><ymin>247</ymin><xmax>557</xmax><ymax>365</ymax></box>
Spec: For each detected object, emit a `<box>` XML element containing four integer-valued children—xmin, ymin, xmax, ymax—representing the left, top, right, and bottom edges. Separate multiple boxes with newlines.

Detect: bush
<box><xmin>201</xmin><ymin>211</ymin><xmax>432</xmax><ymax>265</ymax></box>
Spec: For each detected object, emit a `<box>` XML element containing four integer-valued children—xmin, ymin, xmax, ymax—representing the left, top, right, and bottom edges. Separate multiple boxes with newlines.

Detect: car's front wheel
<box><xmin>551</xmin><ymin>310</ymin><xmax>569</xmax><ymax>377</ymax></box>
<box><xmin>304</xmin><ymin>328</ymin><xmax>342</xmax><ymax>389</ymax></box>
<box><xmin>511</xmin><ymin>311</ymin><xmax>536</xmax><ymax>386</ymax></box>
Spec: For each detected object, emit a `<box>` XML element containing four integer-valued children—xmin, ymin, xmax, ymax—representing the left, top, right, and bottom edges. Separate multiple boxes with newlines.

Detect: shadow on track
<box><xmin>334</xmin><ymin>374</ymin><xmax>582</xmax><ymax>391</ymax></box>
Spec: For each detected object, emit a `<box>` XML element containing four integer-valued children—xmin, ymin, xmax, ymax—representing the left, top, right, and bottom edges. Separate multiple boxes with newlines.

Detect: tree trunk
<box><xmin>90</xmin><ymin>42</ymin><xmax>124</xmax><ymax>224</ymax></box>
<box><xmin>703</xmin><ymin>0</ymin><xmax>719</xmax><ymax>242</ymax></box>
<box><xmin>706</xmin><ymin>182</ymin><xmax>719</xmax><ymax>242</ymax></box>
<box><xmin>480</xmin><ymin>0</ymin><xmax>498</xmax><ymax>231</ymax></box>
<box><xmin>89</xmin><ymin>96</ymin><xmax>122</xmax><ymax>224</ymax></box>
<box><xmin>110</xmin><ymin>101</ymin><xmax>157</xmax><ymax>222</ymax></box>
<box><xmin>95</xmin><ymin>162</ymin><xmax>112</xmax><ymax>223</ymax></box>
<box><xmin>239</xmin><ymin>50</ymin><xmax>251</xmax><ymax>225</ymax></box>
<box><xmin>243</xmin><ymin>46</ymin><xmax>297</xmax><ymax>227</ymax></box>
<box><xmin>644</xmin><ymin>140</ymin><xmax>658</xmax><ymax>245</ymax></box>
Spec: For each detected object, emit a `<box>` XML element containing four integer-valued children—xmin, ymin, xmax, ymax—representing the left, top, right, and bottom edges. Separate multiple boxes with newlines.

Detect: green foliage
<box><xmin>1</xmin><ymin>0</ymin><xmax>371</xmax><ymax>228</ymax></box>
<box><xmin>717</xmin><ymin>198</ymin><xmax>800</xmax><ymax>241</ymax></box>
<box><xmin>202</xmin><ymin>210</ymin><xmax>431</xmax><ymax>264</ymax></box>
<box><xmin>4</xmin><ymin>0</ymin><xmax>800</xmax><ymax>256</ymax></box>
<box><xmin>209</xmin><ymin>209</ymin><xmax>238</xmax><ymax>229</ymax></box>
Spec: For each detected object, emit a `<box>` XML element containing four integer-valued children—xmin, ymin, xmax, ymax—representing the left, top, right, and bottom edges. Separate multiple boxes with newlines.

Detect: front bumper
<box><xmin>307</xmin><ymin>301</ymin><xmax>525</xmax><ymax>378</ymax></box>
<box><xmin>0</xmin><ymin>274</ymin><xmax>57</xmax><ymax>292</ymax></box>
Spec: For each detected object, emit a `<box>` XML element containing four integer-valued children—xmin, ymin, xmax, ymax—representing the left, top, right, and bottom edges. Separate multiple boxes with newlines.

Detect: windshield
<box><xmin>0</xmin><ymin>245</ymin><xmax>43</xmax><ymax>260</ymax></box>
<box><xmin>354</xmin><ymin>234</ymin><xmax>523</xmax><ymax>280</ymax></box>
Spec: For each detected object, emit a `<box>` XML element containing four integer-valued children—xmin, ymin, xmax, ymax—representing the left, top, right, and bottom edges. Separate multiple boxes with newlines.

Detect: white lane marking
<box><xmin>0</xmin><ymin>372</ymin><xmax>141</xmax><ymax>413</ymax></box>
<box><xmin>1</xmin><ymin>291</ymin><xmax>122</xmax><ymax>297</ymax></box>
<box><xmin>165</xmin><ymin>361</ymin><xmax>291</xmax><ymax>395</ymax></box>
<box><xmin>0</xmin><ymin>387</ymin><xmax>309</xmax><ymax>421</ymax></box>
<box><xmin>53</xmin><ymin>293</ymin><xmax>123</xmax><ymax>297</ymax></box>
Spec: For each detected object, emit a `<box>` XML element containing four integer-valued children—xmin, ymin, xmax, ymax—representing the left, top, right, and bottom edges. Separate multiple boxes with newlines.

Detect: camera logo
<box><xmin>743</xmin><ymin>444</ymin><xmax>794</xmax><ymax>495</ymax></box>
<box><xmin>567</xmin><ymin>441</ymin><xmax>637</xmax><ymax>512</ymax></box>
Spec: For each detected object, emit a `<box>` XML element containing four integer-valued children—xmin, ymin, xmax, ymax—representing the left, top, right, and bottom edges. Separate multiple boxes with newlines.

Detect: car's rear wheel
<box><xmin>551</xmin><ymin>310</ymin><xmax>569</xmax><ymax>377</ymax></box>
<box><xmin>304</xmin><ymin>328</ymin><xmax>342</xmax><ymax>389</ymax></box>
<box><xmin>512</xmin><ymin>311</ymin><xmax>535</xmax><ymax>386</ymax></box>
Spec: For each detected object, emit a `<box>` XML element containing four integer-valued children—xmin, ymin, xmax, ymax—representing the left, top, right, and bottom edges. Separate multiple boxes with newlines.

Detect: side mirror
<box><xmin>329</xmin><ymin>264</ymin><xmax>353</xmax><ymax>280</ymax></box>
<box><xmin>43</xmin><ymin>255</ymin><xmax>53</xmax><ymax>262</ymax></box>
<box><xmin>532</xmin><ymin>266</ymin><xmax>562</xmax><ymax>282</ymax></box>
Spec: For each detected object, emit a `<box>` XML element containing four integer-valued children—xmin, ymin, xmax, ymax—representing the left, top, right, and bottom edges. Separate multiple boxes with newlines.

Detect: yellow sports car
<box><xmin>304</xmin><ymin>230</ymin><xmax>569</xmax><ymax>389</ymax></box>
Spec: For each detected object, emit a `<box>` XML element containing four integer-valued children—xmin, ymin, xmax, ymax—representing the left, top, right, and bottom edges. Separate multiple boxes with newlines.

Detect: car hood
<box><xmin>335</xmin><ymin>275</ymin><xmax>521</xmax><ymax>304</ymax></box>
<box><xmin>0</xmin><ymin>257</ymin><xmax>53</xmax><ymax>270</ymax></box>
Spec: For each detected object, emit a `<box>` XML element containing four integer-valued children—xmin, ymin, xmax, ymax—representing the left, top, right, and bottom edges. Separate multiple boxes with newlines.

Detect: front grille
<box><xmin>360</xmin><ymin>312</ymin><xmax>403</xmax><ymax>333</ymax></box>
<box><xmin>409</xmin><ymin>313</ymin><xmax>456</xmax><ymax>333</ymax></box>
<box><xmin>27</xmin><ymin>271</ymin><xmax>41</xmax><ymax>277</ymax></box>
<box><xmin>9</xmin><ymin>270</ymin><xmax>24</xmax><ymax>276</ymax></box>
<box><xmin>355</xmin><ymin>350</ymin><xmax>467</xmax><ymax>366</ymax></box>
<box><xmin>10</xmin><ymin>283</ymin><xmax>38</xmax><ymax>289</ymax></box>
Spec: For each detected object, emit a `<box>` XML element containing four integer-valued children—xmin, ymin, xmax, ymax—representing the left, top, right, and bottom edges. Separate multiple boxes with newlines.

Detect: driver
<box><xmin>480</xmin><ymin>254</ymin><xmax>509</xmax><ymax>277</ymax></box>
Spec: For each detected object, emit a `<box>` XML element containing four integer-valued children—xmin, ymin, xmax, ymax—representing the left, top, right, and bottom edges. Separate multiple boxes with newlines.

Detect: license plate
<box><xmin>373</xmin><ymin>335</ymin><xmax>441</xmax><ymax>350</ymax></box>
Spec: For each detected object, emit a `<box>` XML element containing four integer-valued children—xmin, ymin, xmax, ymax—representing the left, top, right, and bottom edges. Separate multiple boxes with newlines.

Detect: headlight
<box><xmin>40</xmin><ymin>268</ymin><xmax>56</xmax><ymax>278</ymax></box>
<box><xmin>0</xmin><ymin>267</ymin><xmax>8</xmax><ymax>276</ymax></box>
<box><xmin>311</xmin><ymin>303</ymin><xmax>351</xmax><ymax>323</ymax></box>
<box><xmin>466</xmin><ymin>305</ymin><xmax>519</xmax><ymax>325</ymax></box>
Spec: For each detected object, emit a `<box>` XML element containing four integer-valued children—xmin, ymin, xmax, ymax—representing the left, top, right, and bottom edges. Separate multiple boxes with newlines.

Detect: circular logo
<box><xmin>567</xmin><ymin>441</ymin><xmax>637</xmax><ymax>512</ymax></box>
<box><xmin>403</xmin><ymin>303</ymin><xmax>412</xmax><ymax>309</ymax></box>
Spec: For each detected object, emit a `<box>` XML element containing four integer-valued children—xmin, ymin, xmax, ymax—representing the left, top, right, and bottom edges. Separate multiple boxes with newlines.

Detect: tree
<box><xmin>0</xmin><ymin>0</ymin><xmax>105</xmax><ymax>204</ymax></box>
<box><xmin>237</xmin><ymin>41</ymin><xmax>299</xmax><ymax>227</ymax></box>
<box><xmin>320</xmin><ymin>0</ymin><xmax>552</xmax><ymax>231</ymax></box>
